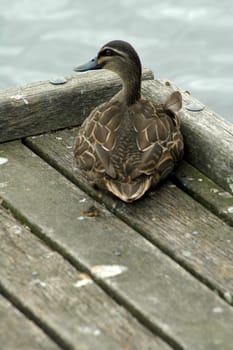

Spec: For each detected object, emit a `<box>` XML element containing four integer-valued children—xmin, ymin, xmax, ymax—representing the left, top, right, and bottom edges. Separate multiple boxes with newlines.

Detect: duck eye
<box><xmin>104</xmin><ymin>49</ymin><xmax>112</xmax><ymax>56</ymax></box>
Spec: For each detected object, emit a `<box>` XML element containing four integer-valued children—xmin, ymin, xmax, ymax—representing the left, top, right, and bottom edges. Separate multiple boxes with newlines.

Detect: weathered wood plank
<box><xmin>0</xmin><ymin>295</ymin><xmax>60</xmax><ymax>350</ymax></box>
<box><xmin>1</xmin><ymin>70</ymin><xmax>232</xmax><ymax>194</ymax></box>
<box><xmin>25</xmin><ymin>129</ymin><xmax>233</xmax><ymax>301</ymax></box>
<box><xmin>0</xmin><ymin>206</ymin><xmax>167</xmax><ymax>350</ymax></box>
<box><xmin>142</xmin><ymin>80</ymin><xmax>233</xmax><ymax>195</ymax></box>
<box><xmin>0</xmin><ymin>141</ymin><xmax>233</xmax><ymax>350</ymax></box>
<box><xmin>174</xmin><ymin>161</ymin><xmax>233</xmax><ymax>226</ymax></box>
<box><xmin>0</xmin><ymin>68</ymin><xmax>153</xmax><ymax>143</ymax></box>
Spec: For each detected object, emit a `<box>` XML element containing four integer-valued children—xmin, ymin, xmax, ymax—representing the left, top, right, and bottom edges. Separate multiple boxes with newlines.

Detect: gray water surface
<box><xmin>1</xmin><ymin>0</ymin><xmax>233</xmax><ymax>122</ymax></box>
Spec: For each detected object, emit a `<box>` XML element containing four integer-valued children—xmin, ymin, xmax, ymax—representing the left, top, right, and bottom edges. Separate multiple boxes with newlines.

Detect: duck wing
<box><xmin>74</xmin><ymin>100</ymin><xmax>123</xmax><ymax>178</ymax></box>
<box><xmin>132</xmin><ymin>91</ymin><xmax>183</xmax><ymax>179</ymax></box>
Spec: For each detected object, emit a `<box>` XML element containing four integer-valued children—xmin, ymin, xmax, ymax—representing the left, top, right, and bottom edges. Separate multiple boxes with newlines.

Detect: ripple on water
<box><xmin>0</xmin><ymin>0</ymin><xmax>71</xmax><ymax>20</ymax></box>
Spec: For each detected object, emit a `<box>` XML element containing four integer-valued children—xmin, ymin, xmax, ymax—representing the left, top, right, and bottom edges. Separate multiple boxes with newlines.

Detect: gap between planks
<box><xmin>1</xmin><ymin>73</ymin><xmax>233</xmax><ymax>195</ymax></box>
<box><xmin>24</xmin><ymin>131</ymin><xmax>233</xmax><ymax>306</ymax></box>
<box><xmin>23</xmin><ymin>129</ymin><xmax>233</xmax><ymax>227</ymax></box>
<box><xmin>1</xmin><ymin>141</ymin><xmax>233</xmax><ymax>350</ymax></box>
<box><xmin>0</xmin><ymin>216</ymin><xmax>180</xmax><ymax>350</ymax></box>
<box><xmin>0</xmin><ymin>281</ymin><xmax>71</xmax><ymax>350</ymax></box>
<box><xmin>0</xmin><ymin>206</ymin><xmax>170</xmax><ymax>350</ymax></box>
<box><xmin>0</xmin><ymin>202</ymin><xmax>181</xmax><ymax>350</ymax></box>
<box><xmin>0</xmin><ymin>293</ymin><xmax>61</xmax><ymax>350</ymax></box>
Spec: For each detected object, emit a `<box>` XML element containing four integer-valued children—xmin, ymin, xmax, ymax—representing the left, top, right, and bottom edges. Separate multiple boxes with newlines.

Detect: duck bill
<box><xmin>74</xmin><ymin>57</ymin><xmax>101</xmax><ymax>72</ymax></box>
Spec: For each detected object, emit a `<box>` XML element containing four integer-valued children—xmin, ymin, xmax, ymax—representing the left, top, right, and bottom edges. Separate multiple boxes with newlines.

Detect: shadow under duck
<box><xmin>74</xmin><ymin>40</ymin><xmax>184</xmax><ymax>202</ymax></box>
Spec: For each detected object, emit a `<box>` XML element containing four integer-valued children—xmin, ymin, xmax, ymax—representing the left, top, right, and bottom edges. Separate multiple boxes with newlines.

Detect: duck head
<box><xmin>74</xmin><ymin>40</ymin><xmax>141</xmax><ymax>74</ymax></box>
<box><xmin>74</xmin><ymin>40</ymin><xmax>142</xmax><ymax>104</ymax></box>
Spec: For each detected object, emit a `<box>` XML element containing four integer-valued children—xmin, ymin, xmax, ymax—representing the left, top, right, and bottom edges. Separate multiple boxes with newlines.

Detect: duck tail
<box><xmin>106</xmin><ymin>178</ymin><xmax>152</xmax><ymax>202</ymax></box>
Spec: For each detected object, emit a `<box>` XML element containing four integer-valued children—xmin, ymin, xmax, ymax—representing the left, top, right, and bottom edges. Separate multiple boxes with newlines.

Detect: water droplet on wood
<box><xmin>218</xmin><ymin>191</ymin><xmax>232</xmax><ymax>198</ymax></box>
<box><xmin>0</xmin><ymin>157</ymin><xmax>8</xmax><ymax>165</ymax></box>
<box><xmin>79</xmin><ymin>197</ymin><xmax>87</xmax><ymax>203</ymax></box>
<box><xmin>182</xmin><ymin>250</ymin><xmax>192</xmax><ymax>257</ymax></box>
<box><xmin>212</xmin><ymin>306</ymin><xmax>223</xmax><ymax>313</ymax></box>
<box><xmin>186</xmin><ymin>177</ymin><xmax>194</xmax><ymax>181</ymax></box>
<box><xmin>113</xmin><ymin>250</ymin><xmax>122</xmax><ymax>256</ymax></box>
<box><xmin>227</xmin><ymin>206</ymin><xmax>233</xmax><ymax>213</ymax></box>
<box><xmin>210</xmin><ymin>188</ymin><xmax>219</xmax><ymax>194</ymax></box>
<box><xmin>91</xmin><ymin>265</ymin><xmax>128</xmax><ymax>279</ymax></box>
<box><xmin>223</xmin><ymin>291</ymin><xmax>232</xmax><ymax>304</ymax></box>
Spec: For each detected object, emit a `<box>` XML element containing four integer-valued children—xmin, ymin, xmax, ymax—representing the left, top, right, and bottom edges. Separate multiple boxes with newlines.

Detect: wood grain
<box><xmin>0</xmin><ymin>206</ymin><xmax>168</xmax><ymax>350</ymax></box>
<box><xmin>142</xmin><ymin>80</ymin><xmax>233</xmax><ymax>194</ymax></box>
<box><xmin>0</xmin><ymin>295</ymin><xmax>59</xmax><ymax>350</ymax></box>
<box><xmin>0</xmin><ymin>140</ymin><xmax>233</xmax><ymax>350</ymax></box>
<box><xmin>174</xmin><ymin>161</ymin><xmax>233</xmax><ymax>226</ymax></box>
<box><xmin>0</xmin><ymin>68</ymin><xmax>153</xmax><ymax>143</ymax></box>
<box><xmin>1</xmin><ymin>70</ymin><xmax>232</xmax><ymax>193</ymax></box>
<box><xmin>25</xmin><ymin>129</ymin><xmax>233</xmax><ymax>300</ymax></box>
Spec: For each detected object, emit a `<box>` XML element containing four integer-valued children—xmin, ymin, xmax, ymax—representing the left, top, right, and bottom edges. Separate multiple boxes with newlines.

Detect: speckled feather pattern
<box><xmin>74</xmin><ymin>40</ymin><xmax>184</xmax><ymax>202</ymax></box>
<box><xmin>74</xmin><ymin>93</ymin><xmax>183</xmax><ymax>202</ymax></box>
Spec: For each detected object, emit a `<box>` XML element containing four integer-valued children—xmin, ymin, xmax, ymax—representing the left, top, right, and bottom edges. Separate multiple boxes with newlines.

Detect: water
<box><xmin>0</xmin><ymin>0</ymin><xmax>233</xmax><ymax>123</ymax></box>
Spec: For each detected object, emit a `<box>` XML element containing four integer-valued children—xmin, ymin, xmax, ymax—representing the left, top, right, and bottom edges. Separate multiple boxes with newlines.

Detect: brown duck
<box><xmin>74</xmin><ymin>40</ymin><xmax>184</xmax><ymax>202</ymax></box>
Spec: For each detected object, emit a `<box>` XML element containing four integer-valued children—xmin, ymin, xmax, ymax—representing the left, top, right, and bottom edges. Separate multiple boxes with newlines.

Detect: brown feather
<box><xmin>74</xmin><ymin>92</ymin><xmax>183</xmax><ymax>201</ymax></box>
<box><xmin>73</xmin><ymin>41</ymin><xmax>184</xmax><ymax>202</ymax></box>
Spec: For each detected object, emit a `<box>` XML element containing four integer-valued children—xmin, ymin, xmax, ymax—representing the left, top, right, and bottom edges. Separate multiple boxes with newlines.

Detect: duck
<box><xmin>73</xmin><ymin>40</ymin><xmax>184</xmax><ymax>202</ymax></box>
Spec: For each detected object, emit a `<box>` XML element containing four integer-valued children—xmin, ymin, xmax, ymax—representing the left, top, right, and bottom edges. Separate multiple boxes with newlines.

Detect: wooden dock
<box><xmin>0</xmin><ymin>69</ymin><xmax>233</xmax><ymax>350</ymax></box>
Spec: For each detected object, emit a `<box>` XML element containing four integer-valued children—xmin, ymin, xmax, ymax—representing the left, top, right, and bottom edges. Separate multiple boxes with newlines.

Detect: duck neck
<box><xmin>120</xmin><ymin>64</ymin><xmax>142</xmax><ymax>106</ymax></box>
